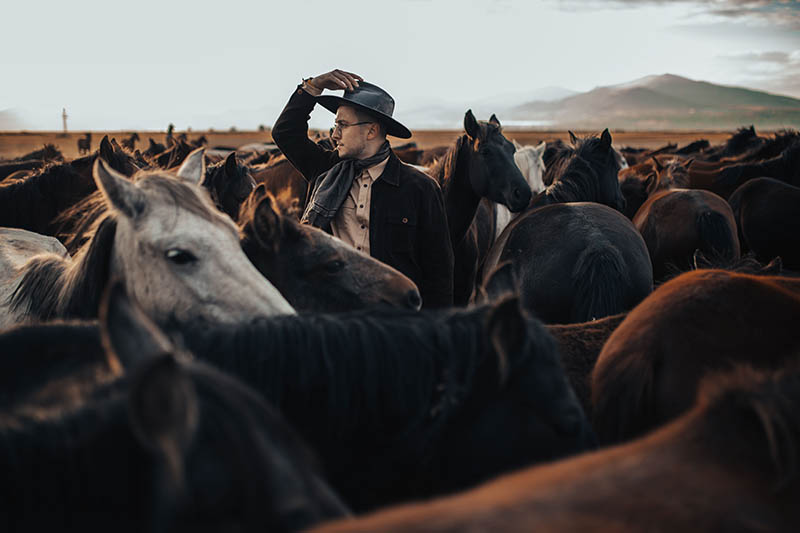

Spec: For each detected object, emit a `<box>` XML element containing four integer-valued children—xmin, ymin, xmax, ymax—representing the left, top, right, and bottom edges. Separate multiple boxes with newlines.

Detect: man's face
<box><xmin>332</xmin><ymin>106</ymin><xmax>372</xmax><ymax>159</ymax></box>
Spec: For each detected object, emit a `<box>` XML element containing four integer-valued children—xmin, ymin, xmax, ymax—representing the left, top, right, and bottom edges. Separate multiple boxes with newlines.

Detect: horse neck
<box><xmin>545</xmin><ymin>167</ymin><xmax>599</xmax><ymax>205</ymax></box>
<box><xmin>12</xmin><ymin>217</ymin><xmax>115</xmax><ymax>321</ymax></box>
<box><xmin>434</xmin><ymin>135</ymin><xmax>482</xmax><ymax>246</ymax></box>
<box><xmin>0</xmin><ymin>401</ymin><xmax>154</xmax><ymax>526</ymax></box>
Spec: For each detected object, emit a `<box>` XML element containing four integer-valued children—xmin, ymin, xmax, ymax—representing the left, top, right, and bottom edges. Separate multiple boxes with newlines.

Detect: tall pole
<box><xmin>62</xmin><ymin>108</ymin><xmax>68</xmax><ymax>134</ymax></box>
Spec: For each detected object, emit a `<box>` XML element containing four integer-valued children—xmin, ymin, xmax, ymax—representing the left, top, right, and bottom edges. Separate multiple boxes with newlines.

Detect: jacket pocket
<box><xmin>386</xmin><ymin>213</ymin><xmax>417</xmax><ymax>252</ymax></box>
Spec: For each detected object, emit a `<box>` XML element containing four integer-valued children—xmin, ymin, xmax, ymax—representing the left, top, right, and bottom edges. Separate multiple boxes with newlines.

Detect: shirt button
<box><xmin>360</xmin><ymin>225</ymin><xmax>365</xmax><ymax>229</ymax></box>
<box><xmin>402</xmin><ymin>217</ymin><xmax>408</xmax><ymax>224</ymax></box>
<box><xmin>363</xmin><ymin>184</ymin><xmax>368</xmax><ymax>188</ymax></box>
<box><xmin>359</xmin><ymin>204</ymin><xmax>364</xmax><ymax>208</ymax></box>
<box><xmin>357</xmin><ymin>247</ymin><xmax>361</xmax><ymax>250</ymax></box>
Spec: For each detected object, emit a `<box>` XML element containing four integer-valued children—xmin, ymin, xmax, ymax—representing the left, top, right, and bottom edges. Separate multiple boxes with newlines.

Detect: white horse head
<box><xmin>96</xmin><ymin>148</ymin><xmax>295</xmax><ymax>324</ymax></box>
<box><xmin>494</xmin><ymin>141</ymin><xmax>548</xmax><ymax>239</ymax></box>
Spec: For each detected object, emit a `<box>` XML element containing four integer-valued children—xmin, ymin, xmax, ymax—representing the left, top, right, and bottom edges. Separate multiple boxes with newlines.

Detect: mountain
<box><xmin>510</xmin><ymin>74</ymin><xmax>800</xmax><ymax>130</ymax></box>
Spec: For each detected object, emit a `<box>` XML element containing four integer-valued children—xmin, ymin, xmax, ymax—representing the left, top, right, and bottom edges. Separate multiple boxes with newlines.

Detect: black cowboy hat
<box><xmin>316</xmin><ymin>81</ymin><xmax>412</xmax><ymax>139</ymax></box>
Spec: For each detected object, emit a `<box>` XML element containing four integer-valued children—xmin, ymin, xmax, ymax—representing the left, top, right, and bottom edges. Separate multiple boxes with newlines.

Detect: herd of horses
<box><xmin>0</xmin><ymin>115</ymin><xmax>799</xmax><ymax>531</ymax></box>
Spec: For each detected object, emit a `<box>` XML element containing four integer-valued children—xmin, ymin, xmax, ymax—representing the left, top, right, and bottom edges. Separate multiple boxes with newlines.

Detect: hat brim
<box><xmin>316</xmin><ymin>95</ymin><xmax>412</xmax><ymax>139</ymax></box>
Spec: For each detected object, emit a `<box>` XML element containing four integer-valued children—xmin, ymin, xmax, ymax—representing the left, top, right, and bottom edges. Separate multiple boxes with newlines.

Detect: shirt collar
<box><xmin>365</xmin><ymin>155</ymin><xmax>390</xmax><ymax>181</ymax></box>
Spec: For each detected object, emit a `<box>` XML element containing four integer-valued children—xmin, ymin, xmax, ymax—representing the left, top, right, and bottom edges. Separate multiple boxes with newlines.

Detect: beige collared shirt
<box><xmin>331</xmin><ymin>156</ymin><xmax>389</xmax><ymax>255</ymax></box>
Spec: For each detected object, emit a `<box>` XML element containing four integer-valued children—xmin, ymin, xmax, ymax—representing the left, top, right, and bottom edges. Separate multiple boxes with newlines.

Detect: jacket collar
<box><xmin>375</xmin><ymin>150</ymin><xmax>401</xmax><ymax>187</ymax></box>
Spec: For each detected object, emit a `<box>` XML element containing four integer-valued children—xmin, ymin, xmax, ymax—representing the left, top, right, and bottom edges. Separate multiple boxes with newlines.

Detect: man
<box><xmin>272</xmin><ymin>69</ymin><xmax>453</xmax><ymax>308</ymax></box>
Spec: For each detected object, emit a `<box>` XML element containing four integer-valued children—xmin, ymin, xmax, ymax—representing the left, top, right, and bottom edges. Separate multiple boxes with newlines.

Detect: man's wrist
<box><xmin>301</xmin><ymin>77</ymin><xmax>322</xmax><ymax>96</ymax></box>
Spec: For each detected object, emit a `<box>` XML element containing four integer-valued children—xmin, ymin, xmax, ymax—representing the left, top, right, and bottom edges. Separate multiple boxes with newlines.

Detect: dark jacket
<box><xmin>272</xmin><ymin>86</ymin><xmax>454</xmax><ymax>308</ymax></box>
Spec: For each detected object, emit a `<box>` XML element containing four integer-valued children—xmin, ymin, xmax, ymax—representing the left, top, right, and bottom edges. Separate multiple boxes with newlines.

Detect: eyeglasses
<box><xmin>332</xmin><ymin>121</ymin><xmax>374</xmax><ymax>134</ymax></box>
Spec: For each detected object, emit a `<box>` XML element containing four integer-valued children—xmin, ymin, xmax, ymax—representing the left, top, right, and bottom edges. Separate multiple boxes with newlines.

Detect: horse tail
<box><xmin>571</xmin><ymin>242</ymin><xmax>629</xmax><ymax>323</ymax></box>
<box><xmin>696</xmin><ymin>210</ymin><xmax>738</xmax><ymax>261</ymax></box>
<box><xmin>591</xmin><ymin>344</ymin><xmax>657</xmax><ymax>445</ymax></box>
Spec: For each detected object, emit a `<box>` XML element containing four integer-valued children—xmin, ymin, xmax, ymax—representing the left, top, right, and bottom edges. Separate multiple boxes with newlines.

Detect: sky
<box><xmin>1</xmin><ymin>0</ymin><xmax>799</xmax><ymax>130</ymax></box>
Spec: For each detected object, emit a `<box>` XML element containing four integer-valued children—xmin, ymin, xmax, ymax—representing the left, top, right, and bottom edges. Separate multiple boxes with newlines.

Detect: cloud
<box><xmin>551</xmin><ymin>0</ymin><xmax>800</xmax><ymax>28</ymax></box>
<box><xmin>718</xmin><ymin>49</ymin><xmax>800</xmax><ymax>97</ymax></box>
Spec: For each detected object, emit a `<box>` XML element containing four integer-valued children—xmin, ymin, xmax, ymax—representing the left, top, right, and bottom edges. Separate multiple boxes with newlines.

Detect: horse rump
<box><xmin>571</xmin><ymin>243</ymin><xmax>629</xmax><ymax>323</ymax></box>
<box><xmin>696</xmin><ymin>210</ymin><xmax>738</xmax><ymax>263</ymax></box>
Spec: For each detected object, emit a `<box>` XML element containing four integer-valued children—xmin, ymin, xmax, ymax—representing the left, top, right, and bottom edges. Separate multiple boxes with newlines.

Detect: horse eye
<box><xmin>165</xmin><ymin>248</ymin><xmax>197</xmax><ymax>265</ymax></box>
<box><xmin>324</xmin><ymin>260</ymin><xmax>344</xmax><ymax>274</ymax></box>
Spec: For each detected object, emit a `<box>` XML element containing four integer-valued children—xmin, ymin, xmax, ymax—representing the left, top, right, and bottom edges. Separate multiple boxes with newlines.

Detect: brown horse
<box><xmin>633</xmin><ymin>159</ymin><xmax>740</xmax><ymax>281</ymax></box>
<box><xmin>547</xmin><ymin>313</ymin><xmax>627</xmax><ymax>418</ymax></box>
<box><xmin>310</xmin><ymin>364</ymin><xmax>800</xmax><ymax>532</ymax></box>
<box><xmin>728</xmin><ymin>177</ymin><xmax>800</xmax><ymax>270</ymax></box>
<box><xmin>238</xmin><ymin>186</ymin><xmax>422</xmax><ymax>312</ymax></box>
<box><xmin>591</xmin><ymin>268</ymin><xmax>800</xmax><ymax>445</ymax></box>
<box><xmin>250</xmin><ymin>154</ymin><xmax>309</xmax><ymax>219</ymax></box>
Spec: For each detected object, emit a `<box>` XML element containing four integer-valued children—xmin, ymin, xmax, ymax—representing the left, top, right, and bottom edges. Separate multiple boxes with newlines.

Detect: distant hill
<box><xmin>510</xmin><ymin>74</ymin><xmax>800</xmax><ymax>130</ymax></box>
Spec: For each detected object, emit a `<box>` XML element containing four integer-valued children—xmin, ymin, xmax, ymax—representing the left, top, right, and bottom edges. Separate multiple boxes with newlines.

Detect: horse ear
<box><xmin>224</xmin><ymin>151</ymin><xmax>238</xmax><ymax>176</ymax></box>
<box><xmin>487</xmin><ymin>295</ymin><xmax>528</xmax><ymax>386</ymax></box>
<box><xmin>651</xmin><ymin>156</ymin><xmax>664</xmax><ymax>173</ymax></box>
<box><xmin>489</xmin><ymin>113</ymin><xmax>501</xmax><ymax>128</ymax></box>
<box><xmin>253</xmin><ymin>194</ymin><xmax>285</xmax><ymax>247</ymax></box>
<box><xmin>176</xmin><ymin>147</ymin><xmax>206</xmax><ymax>184</ymax></box>
<box><xmin>128</xmin><ymin>352</ymin><xmax>198</xmax><ymax>484</ymax></box>
<box><xmin>749</xmin><ymin>125</ymin><xmax>756</xmax><ymax>134</ymax></box>
<box><xmin>568</xmin><ymin>131</ymin><xmax>578</xmax><ymax>145</ymax></box>
<box><xmin>94</xmin><ymin>157</ymin><xmax>146</xmax><ymax>218</ymax></box>
<box><xmin>536</xmin><ymin>141</ymin><xmax>547</xmax><ymax>154</ymax></box>
<box><xmin>464</xmin><ymin>109</ymin><xmax>480</xmax><ymax>140</ymax></box>
<box><xmin>644</xmin><ymin>173</ymin><xmax>657</xmax><ymax>196</ymax></box>
<box><xmin>483</xmin><ymin>261</ymin><xmax>518</xmax><ymax>301</ymax></box>
<box><xmin>99</xmin><ymin>279</ymin><xmax>174</xmax><ymax>371</ymax></box>
<box><xmin>683</xmin><ymin>158</ymin><xmax>694</xmax><ymax>170</ymax></box>
<box><xmin>600</xmin><ymin>128</ymin><xmax>612</xmax><ymax>151</ymax></box>
<box><xmin>762</xmin><ymin>256</ymin><xmax>782</xmax><ymax>274</ymax></box>
<box><xmin>512</xmin><ymin>139</ymin><xmax>522</xmax><ymax>150</ymax></box>
<box><xmin>110</xmin><ymin>138</ymin><xmax>123</xmax><ymax>152</ymax></box>
<box><xmin>100</xmin><ymin>135</ymin><xmax>114</xmax><ymax>160</ymax></box>
<box><xmin>692</xmin><ymin>249</ymin><xmax>710</xmax><ymax>270</ymax></box>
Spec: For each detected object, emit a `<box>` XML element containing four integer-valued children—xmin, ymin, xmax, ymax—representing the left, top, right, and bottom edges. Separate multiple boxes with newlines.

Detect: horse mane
<box><xmin>428</xmin><ymin>134</ymin><xmax>469</xmax><ymax>192</ymax></box>
<box><xmin>543</xmin><ymin>135</ymin><xmax>618</xmax><ymax>204</ymax></box>
<box><xmin>17</xmin><ymin>144</ymin><xmax>63</xmax><ymax>162</ymax></box>
<box><xmin>696</xmin><ymin>363</ymin><xmax>800</xmax><ymax>490</ymax></box>
<box><xmin>10</xmin><ymin>216</ymin><xmax>117</xmax><ymax>321</ymax></box>
<box><xmin>178</xmin><ymin>304</ymin><xmax>509</xmax><ymax>465</ymax></box>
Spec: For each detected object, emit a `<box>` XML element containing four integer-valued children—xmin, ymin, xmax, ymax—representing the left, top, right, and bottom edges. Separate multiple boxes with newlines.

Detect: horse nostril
<box><xmin>512</xmin><ymin>188</ymin><xmax>521</xmax><ymax>199</ymax></box>
<box><xmin>406</xmin><ymin>289</ymin><xmax>422</xmax><ymax>310</ymax></box>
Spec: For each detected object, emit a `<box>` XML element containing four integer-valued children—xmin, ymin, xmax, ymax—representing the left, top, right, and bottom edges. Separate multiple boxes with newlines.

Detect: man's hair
<box><xmin>352</xmin><ymin>108</ymin><xmax>387</xmax><ymax>138</ymax></box>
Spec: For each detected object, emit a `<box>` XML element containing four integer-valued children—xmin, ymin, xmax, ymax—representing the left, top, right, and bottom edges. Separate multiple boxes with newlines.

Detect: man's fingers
<box><xmin>330</xmin><ymin>72</ymin><xmax>352</xmax><ymax>90</ymax></box>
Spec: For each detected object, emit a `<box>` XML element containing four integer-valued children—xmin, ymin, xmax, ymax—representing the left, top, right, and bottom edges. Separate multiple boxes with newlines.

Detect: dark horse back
<box><xmin>483</xmin><ymin>202</ymin><xmax>652</xmax><ymax>324</ymax></box>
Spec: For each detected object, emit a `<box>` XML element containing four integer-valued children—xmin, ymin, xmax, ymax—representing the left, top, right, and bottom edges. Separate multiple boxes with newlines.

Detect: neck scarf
<box><xmin>301</xmin><ymin>141</ymin><xmax>391</xmax><ymax>228</ymax></box>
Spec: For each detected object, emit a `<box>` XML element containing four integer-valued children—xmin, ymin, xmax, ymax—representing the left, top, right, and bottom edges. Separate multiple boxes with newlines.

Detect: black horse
<box><xmin>201</xmin><ymin>152</ymin><xmax>256</xmax><ymax>221</ymax></box>
<box><xmin>175</xmin><ymin>296</ymin><xmax>594</xmax><ymax>511</ymax></box>
<box><xmin>531</xmin><ymin>129</ymin><xmax>625</xmax><ymax>212</ymax></box>
<box><xmin>429</xmin><ymin>111</ymin><xmax>532</xmax><ymax>304</ymax></box>
<box><xmin>728</xmin><ymin>177</ymin><xmax>800</xmax><ymax>270</ymax></box>
<box><xmin>482</xmin><ymin>203</ymin><xmax>652</xmax><ymax>324</ymax></box>
<box><xmin>0</xmin><ymin>282</ymin><xmax>348</xmax><ymax>531</ymax></box>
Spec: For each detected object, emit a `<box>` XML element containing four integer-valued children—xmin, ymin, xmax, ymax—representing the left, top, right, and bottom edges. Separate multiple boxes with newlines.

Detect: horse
<box><xmin>250</xmin><ymin>154</ymin><xmax>309</xmax><ymax>219</ymax></box>
<box><xmin>144</xmin><ymin>137</ymin><xmax>166</xmax><ymax>158</ymax></box>
<box><xmin>200</xmin><ymin>152</ymin><xmax>256</xmax><ymax>221</ymax></box>
<box><xmin>428</xmin><ymin>111</ymin><xmax>532</xmax><ymax>304</ymax></box>
<box><xmin>0</xmin><ymin>160</ymin><xmax>47</xmax><ymax>182</ymax></box>
<box><xmin>482</xmin><ymin>202</ymin><xmax>652</xmax><ymax>324</ymax></box>
<box><xmin>709</xmin><ymin>138</ymin><xmax>800</xmax><ymax>198</ymax></box>
<box><xmin>176</xmin><ymin>296</ymin><xmax>595</xmax><ymax>511</ymax></box>
<box><xmin>309</xmin><ymin>364</ymin><xmax>800</xmax><ymax>533</ymax></box>
<box><xmin>0</xmin><ymin>281</ymin><xmax>347</xmax><ymax>531</ymax></box>
<box><xmin>702</xmin><ymin>125</ymin><xmax>765</xmax><ymax>162</ymax></box>
<box><xmin>728</xmin><ymin>177</ymin><xmax>800</xmax><ymax>270</ymax></box>
<box><xmin>1</xmin><ymin>148</ymin><xmax>294</xmax><ymax>330</ymax></box>
<box><xmin>120</xmin><ymin>132</ymin><xmax>140</xmax><ymax>151</ymax></box>
<box><xmin>633</xmin><ymin>159</ymin><xmax>740</xmax><ymax>281</ymax></box>
<box><xmin>591</xmin><ymin>268</ymin><xmax>800</xmax><ymax>445</ymax></box>
<box><xmin>532</xmin><ymin>129</ymin><xmax>625</xmax><ymax>212</ymax></box>
<box><xmin>238</xmin><ymin>186</ymin><xmax>423</xmax><ymax>312</ymax></box>
<box><xmin>77</xmin><ymin>132</ymin><xmax>92</xmax><ymax>155</ymax></box>
<box><xmin>16</xmin><ymin>143</ymin><xmax>63</xmax><ymax>162</ymax></box>
<box><xmin>150</xmin><ymin>138</ymin><xmax>195</xmax><ymax>169</ymax></box>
